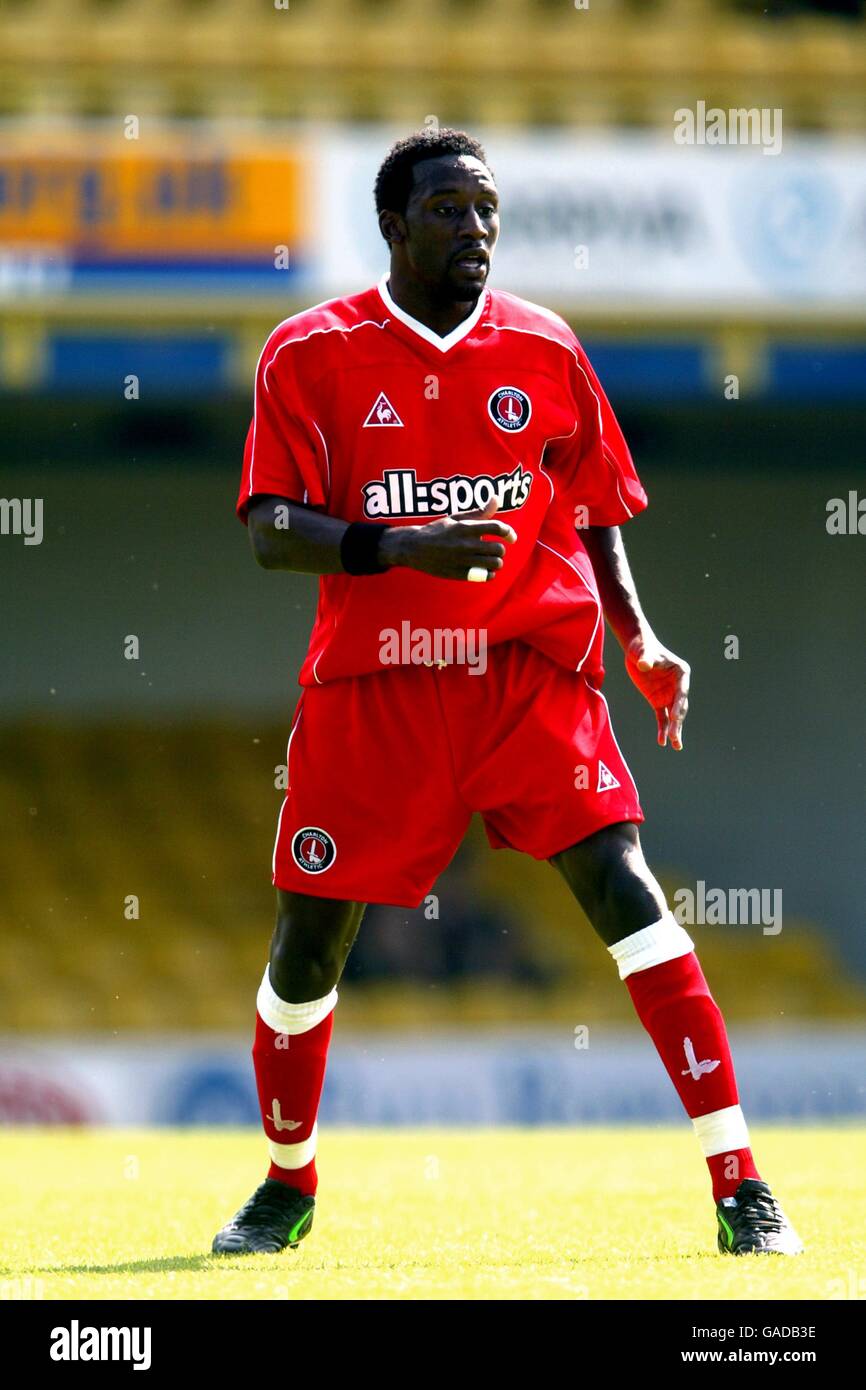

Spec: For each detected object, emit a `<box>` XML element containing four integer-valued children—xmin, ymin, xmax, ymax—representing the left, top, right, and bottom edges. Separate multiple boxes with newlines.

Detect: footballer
<box><xmin>213</xmin><ymin>129</ymin><xmax>802</xmax><ymax>1259</ymax></box>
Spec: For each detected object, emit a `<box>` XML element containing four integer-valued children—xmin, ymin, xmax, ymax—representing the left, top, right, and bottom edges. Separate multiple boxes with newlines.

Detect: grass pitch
<box><xmin>2</xmin><ymin>1128</ymin><xmax>863</xmax><ymax>1300</ymax></box>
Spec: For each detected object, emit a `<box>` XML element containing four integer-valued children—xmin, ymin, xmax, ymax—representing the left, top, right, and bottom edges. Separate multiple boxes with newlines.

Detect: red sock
<box><xmin>251</xmin><ymin>972</ymin><xmax>336</xmax><ymax>1198</ymax></box>
<box><xmin>612</xmin><ymin>918</ymin><xmax>760</xmax><ymax>1201</ymax></box>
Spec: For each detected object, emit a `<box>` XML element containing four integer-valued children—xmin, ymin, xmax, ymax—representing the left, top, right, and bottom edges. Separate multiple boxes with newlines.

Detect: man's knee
<box><xmin>551</xmin><ymin>821</ymin><xmax>665</xmax><ymax>944</ymax></box>
<box><xmin>554</xmin><ymin>821</ymin><xmax>643</xmax><ymax>899</ymax></box>
<box><xmin>270</xmin><ymin>892</ymin><xmax>364</xmax><ymax>998</ymax></box>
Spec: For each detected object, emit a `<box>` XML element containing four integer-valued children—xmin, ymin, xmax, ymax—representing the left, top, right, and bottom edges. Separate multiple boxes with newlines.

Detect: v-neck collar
<box><xmin>377</xmin><ymin>272</ymin><xmax>489</xmax><ymax>354</ymax></box>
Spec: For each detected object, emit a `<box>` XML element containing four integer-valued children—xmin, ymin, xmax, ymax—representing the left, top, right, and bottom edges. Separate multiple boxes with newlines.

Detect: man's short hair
<box><xmin>374</xmin><ymin>128</ymin><xmax>490</xmax><ymax>224</ymax></box>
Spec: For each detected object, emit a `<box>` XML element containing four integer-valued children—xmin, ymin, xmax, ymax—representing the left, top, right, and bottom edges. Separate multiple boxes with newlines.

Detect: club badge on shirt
<box><xmin>488</xmin><ymin>386</ymin><xmax>532</xmax><ymax>432</ymax></box>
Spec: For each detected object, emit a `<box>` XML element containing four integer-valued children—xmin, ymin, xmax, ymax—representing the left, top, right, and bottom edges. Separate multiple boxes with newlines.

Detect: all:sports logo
<box><xmin>361</xmin><ymin>463</ymin><xmax>532</xmax><ymax>518</ymax></box>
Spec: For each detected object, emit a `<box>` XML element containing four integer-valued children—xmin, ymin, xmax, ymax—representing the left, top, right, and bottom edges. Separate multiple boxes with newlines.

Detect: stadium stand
<box><xmin>0</xmin><ymin>0</ymin><xmax>864</xmax><ymax>131</ymax></box>
<box><xmin>1</xmin><ymin>723</ymin><xmax>863</xmax><ymax>1031</ymax></box>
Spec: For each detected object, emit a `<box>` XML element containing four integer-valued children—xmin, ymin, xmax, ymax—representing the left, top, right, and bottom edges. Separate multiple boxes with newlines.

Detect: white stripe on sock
<box><xmin>268</xmin><ymin>1122</ymin><xmax>318</xmax><ymax>1170</ymax></box>
<box><xmin>606</xmin><ymin>910</ymin><xmax>694</xmax><ymax>980</ymax></box>
<box><xmin>256</xmin><ymin>966</ymin><xmax>338</xmax><ymax>1035</ymax></box>
<box><xmin>692</xmin><ymin>1105</ymin><xmax>751</xmax><ymax>1157</ymax></box>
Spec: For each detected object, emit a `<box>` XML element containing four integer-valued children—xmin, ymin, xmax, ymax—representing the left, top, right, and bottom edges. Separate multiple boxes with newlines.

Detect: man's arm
<box><xmin>581</xmin><ymin>524</ymin><xmax>652</xmax><ymax>653</ymax></box>
<box><xmin>247</xmin><ymin>496</ymin><xmax>351</xmax><ymax>574</ymax></box>
<box><xmin>582</xmin><ymin>524</ymin><xmax>690</xmax><ymax>751</ymax></box>
<box><xmin>246</xmin><ymin>494</ymin><xmax>517</xmax><ymax>580</ymax></box>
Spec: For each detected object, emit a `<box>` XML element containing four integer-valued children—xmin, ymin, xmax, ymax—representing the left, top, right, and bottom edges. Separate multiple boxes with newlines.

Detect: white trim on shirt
<box><xmin>377</xmin><ymin>272</ymin><xmax>489</xmax><ymax>353</ymax></box>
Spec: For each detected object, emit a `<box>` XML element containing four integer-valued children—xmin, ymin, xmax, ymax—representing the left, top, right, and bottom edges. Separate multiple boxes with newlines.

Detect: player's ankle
<box><xmin>267</xmin><ymin>1159</ymin><xmax>317</xmax><ymax>1197</ymax></box>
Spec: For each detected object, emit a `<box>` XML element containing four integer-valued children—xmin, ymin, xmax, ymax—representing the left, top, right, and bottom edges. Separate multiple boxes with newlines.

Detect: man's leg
<box><xmin>550</xmin><ymin>822</ymin><xmax>761</xmax><ymax>1202</ymax></box>
<box><xmin>212</xmin><ymin>661</ymin><xmax>470</xmax><ymax>1255</ymax></box>
<box><xmin>253</xmin><ymin>889</ymin><xmax>365</xmax><ymax>1195</ymax></box>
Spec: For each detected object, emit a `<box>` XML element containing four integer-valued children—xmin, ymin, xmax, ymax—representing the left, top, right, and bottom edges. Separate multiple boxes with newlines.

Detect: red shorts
<box><xmin>272</xmin><ymin>639</ymin><xmax>643</xmax><ymax>908</ymax></box>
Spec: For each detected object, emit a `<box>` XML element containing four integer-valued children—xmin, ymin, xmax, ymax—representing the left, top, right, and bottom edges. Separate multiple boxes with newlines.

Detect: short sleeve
<box><xmin>236</xmin><ymin>334</ymin><xmax>329</xmax><ymax>523</ymax></box>
<box><xmin>553</xmin><ymin>336</ymin><xmax>648</xmax><ymax>528</ymax></box>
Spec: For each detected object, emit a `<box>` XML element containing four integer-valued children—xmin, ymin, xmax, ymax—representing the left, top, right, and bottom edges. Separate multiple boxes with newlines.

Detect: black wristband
<box><xmin>339</xmin><ymin>522</ymin><xmax>390</xmax><ymax>575</ymax></box>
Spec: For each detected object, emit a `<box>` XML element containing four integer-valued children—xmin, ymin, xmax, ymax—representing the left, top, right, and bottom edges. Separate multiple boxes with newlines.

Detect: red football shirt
<box><xmin>237</xmin><ymin>274</ymin><xmax>648</xmax><ymax>687</ymax></box>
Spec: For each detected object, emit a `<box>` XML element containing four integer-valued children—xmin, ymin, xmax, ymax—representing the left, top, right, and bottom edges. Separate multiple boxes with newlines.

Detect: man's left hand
<box><xmin>625</xmin><ymin>635</ymin><xmax>690</xmax><ymax>750</ymax></box>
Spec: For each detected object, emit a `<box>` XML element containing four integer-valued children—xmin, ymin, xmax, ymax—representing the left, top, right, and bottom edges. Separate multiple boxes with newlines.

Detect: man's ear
<box><xmin>378</xmin><ymin>210</ymin><xmax>405</xmax><ymax>246</ymax></box>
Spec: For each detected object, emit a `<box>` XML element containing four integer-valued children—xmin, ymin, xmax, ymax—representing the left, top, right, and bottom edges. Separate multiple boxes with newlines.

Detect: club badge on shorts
<box><xmin>291</xmin><ymin>826</ymin><xmax>337</xmax><ymax>874</ymax></box>
<box><xmin>488</xmin><ymin>386</ymin><xmax>532</xmax><ymax>432</ymax></box>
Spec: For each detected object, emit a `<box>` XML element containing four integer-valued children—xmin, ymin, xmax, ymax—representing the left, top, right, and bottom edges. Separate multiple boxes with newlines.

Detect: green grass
<box><xmin>1</xmin><ymin>1128</ymin><xmax>864</xmax><ymax>1300</ymax></box>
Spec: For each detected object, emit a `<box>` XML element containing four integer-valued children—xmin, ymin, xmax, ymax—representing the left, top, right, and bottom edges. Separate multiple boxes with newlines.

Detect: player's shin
<box><xmin>607</xmin><ymin>911</ymin><xmax>760</xmax><ymax>1200</ymax></box>
<box><xmin>252</xmin><ymin>966</ymin><xmax>337</xmax><ymax>1197</ymax></box>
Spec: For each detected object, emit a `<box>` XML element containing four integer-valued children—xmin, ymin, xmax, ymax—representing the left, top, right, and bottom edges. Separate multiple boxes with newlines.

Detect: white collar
<box><xmin>377</xmin><ymin>272</ymin><xmax>488</xmax><ymax>353</ymax></box>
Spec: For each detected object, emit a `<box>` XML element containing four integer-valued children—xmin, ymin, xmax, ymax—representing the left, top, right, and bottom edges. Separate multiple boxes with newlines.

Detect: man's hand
<box><xmin>379</xmin><ymin>495</ymin><xmax>517</xmax><ymax>581</ymax></box>
<box><xmin>625</xmin><ymin>633</ymin><xmax>691</xmax><ymax>750</ymax></box>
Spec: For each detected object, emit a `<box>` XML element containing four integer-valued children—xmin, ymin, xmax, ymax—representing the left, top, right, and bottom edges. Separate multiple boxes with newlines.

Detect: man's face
<box><xmin>397</xmin><ymin>155</ymin><xmax>500</xmax><ymax>302</ymax></box>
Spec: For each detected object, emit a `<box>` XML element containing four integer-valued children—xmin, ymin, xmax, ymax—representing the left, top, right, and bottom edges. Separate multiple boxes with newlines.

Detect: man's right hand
<box><xmin>379</xmin><ymin>496</ymin><xmax>517</xmax><ymax>581</ymax></box>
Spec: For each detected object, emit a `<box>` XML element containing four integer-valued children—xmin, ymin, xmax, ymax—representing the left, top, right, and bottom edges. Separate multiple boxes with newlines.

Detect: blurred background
<box><xmin>1</xmin><ymin>0</ymin><xmax>864</xmax><ymax>1126</ymax></box>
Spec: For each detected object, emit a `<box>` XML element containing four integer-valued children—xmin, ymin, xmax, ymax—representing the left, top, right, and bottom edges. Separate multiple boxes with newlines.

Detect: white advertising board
<box><xmin>319</xmin><ymin>129</ymin><xmax>866</xmax><ymax>315</ymax></box>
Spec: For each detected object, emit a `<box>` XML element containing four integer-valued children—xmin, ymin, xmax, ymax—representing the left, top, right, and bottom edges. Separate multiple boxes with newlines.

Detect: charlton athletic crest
<box><xmin>291</xmin><ymin>826</ymin><xmax>337</xmax><ymax>874</ymax></box>
<box><xmin>488</xmin><ymin>386</ymin><xmax>532</xmax><ymax>432</ymax></box>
